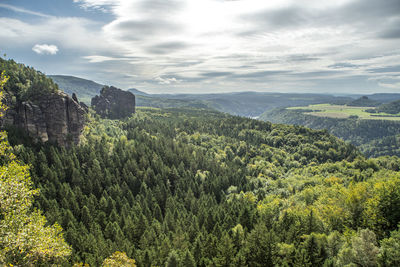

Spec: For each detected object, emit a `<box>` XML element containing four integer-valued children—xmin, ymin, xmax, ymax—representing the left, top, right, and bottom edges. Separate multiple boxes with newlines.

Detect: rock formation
<box><xmin>1</xmin><ymin>91</ymin><xmax>86</xmax><ymax>146</ymax></box>
<box><xmin>91</xmin><ymin>86</ymin><xmax>136</xmax><ymax>119</ymax></box>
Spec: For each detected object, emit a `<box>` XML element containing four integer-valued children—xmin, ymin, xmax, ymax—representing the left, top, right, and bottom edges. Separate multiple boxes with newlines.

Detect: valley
<box><xmin>2</xmin><ymin>1</ymin><xmax>400</xmax><ymax>266</ymax></box>
<box><xmin>0</xmin><ymin>57</ymin><xmax>399</xmax><ymax>266</ymax></box>
<box><xmin>288</xmin><ymin>104</ymin><xmax>400</xmax><ymax>121</ymax></box>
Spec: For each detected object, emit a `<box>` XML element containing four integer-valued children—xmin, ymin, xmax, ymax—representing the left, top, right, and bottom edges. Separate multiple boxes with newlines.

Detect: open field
<box><xmin>288</xmin><ymin>104</ymin><xmax>400</xmax><ymax>121</ymax></box>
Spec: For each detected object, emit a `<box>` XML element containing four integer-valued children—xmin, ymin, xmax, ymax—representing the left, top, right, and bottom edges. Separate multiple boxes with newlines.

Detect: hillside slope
<box><xmin>260</xmin><ymin>108</ymin><xmax>400</xmax><ymax>157</ymax></box>
<box><xmin>10</xmin><ymin>106</ymin><xmax>400</xmax><ymax>266</ymax></box>
<box><xmin>49</xmin><ymin>75</ymin><xmax>103</xmax><ymax>104</ymax></box>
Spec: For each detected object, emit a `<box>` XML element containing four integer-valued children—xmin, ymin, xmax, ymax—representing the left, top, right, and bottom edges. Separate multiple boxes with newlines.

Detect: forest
<box><xmin>0</xmin><ymin>57</ymin><xmax>59</xmax><ymax>102</ymax></box>
<box><xmin>3</xmin><ymin>106</ymin><xmax>399</xmax><ymax>266</ymax></box>
<box><xmin>1</xmin><ymin>59</ymin><xmax>400</xmax><ymax>266</ymax></box>
<box><xmin>260</xmin><ymin>108</ymin><xmax>400</xmax><ymax>158</ymax></box>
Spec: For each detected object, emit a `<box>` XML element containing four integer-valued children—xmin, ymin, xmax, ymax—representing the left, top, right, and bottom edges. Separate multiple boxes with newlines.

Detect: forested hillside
<box><xmin>0</xmin><ymin>58</ymin><xmax>59</xmax><ymax>102</ymax></box>
<box><xmin>49</xmin><ymin>75</ymin><xmax>103</xmax><ymax>104</ymax></box>
<box><xmin>261</xmin><ymin>108</ymin><xmax>400</xmax><ymax>158</ymax></box>
<box><xmin>8</xmin><ymin>107</ymin><xmax>400</xmax><ymax>266</ymax></box>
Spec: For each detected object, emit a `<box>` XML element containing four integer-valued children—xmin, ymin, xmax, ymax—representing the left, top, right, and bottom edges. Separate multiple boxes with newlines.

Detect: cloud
<box><xmin>0</xmin><ymin>3</ymin><xmax>52</xmax><ymax>18</ymax></box>
<box><xmin>328</xmin><ymin>63</ymin><xmax>360</xmax><ymax>69</ymax></box>
<box><xmin>378</xmin><ymin>82</ymin><xmax>400</xmax><ymax>89</ymax></box>
<box><xmin>146</xmin><ymin>41</ymin><xmax>189</xmax><ymax>55</ymax></box>
<box><xmin>73</xmin><ymin>0</ymin><xmax>115</xmax><ymax>11</ymax></box>
<box><xmin>32</xmin><ymin>44</ymin><xmax>59</xmax><ymax>55</ymax></box>
<box><xmin>200</xmin><ymin>71</ymin><xmax>233</xmax><ymax>78</ymax></box>
<box><xmin>83</xmin><ymin>55</ymin><xmax>133</xmax><ymax>63</ymax></box>
<box><xmin>155</xmin><ymin>76</ymin><xmax>182</xmax><ymax>84</ymax></box>
<box><xmin>233</xmin><ymin>70</ymin><xmax>290</xmax><ymax>79</ymax></box>
<box><xmin>2</xmin><ymin>1</ymin><xmax>400</xmax><ymax>93</ymax></box>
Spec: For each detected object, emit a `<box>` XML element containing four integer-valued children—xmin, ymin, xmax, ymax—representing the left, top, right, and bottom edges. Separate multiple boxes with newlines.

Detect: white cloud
<box><xmin>83</xmin><ymin>55</ymin><xmax>132</xmax><ymax>63</ymax></box>
<box><xmin>32</xmin><ymin>44</ymin><xmax>59</xmax><ymax>55</ymax></box>
<box><xmin>155</xmin><ymin>76</ymin><xmax>182</xmax><ymax>85</ymax></box>
<box><xmin>1</xmin><ymin>1</ymin><xmax>399</xmax><ymax>93</ymax></box>
<box><xmin>378</xmin><ymin>82</ymin><xmax>400</xmax><ymax>89</ymax></box>
<box><xmin>0</xmin><ymin>3</ymin><xmax>52</xmax><ymax>18</ymax></box>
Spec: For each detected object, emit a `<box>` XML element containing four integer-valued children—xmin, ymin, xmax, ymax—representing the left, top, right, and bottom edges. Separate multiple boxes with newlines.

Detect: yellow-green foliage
<box><xmin>102</xmin><ymin>251</ymin><xmax>136</xmax><ymax>267</ymax></box>
<box><xmin>0</xmin><ymin>72</ymin><xmax>71</xmax><ymax>266</ymax></box>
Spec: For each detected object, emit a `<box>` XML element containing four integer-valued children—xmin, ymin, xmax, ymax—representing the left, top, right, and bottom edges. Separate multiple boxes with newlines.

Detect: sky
<box><xmin>0</xmin><ymin>0</ymin><xmax>400</xmax><ymax>94</ymax></box>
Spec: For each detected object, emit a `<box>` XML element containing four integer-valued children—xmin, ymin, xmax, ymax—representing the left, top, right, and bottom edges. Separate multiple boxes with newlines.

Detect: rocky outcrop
<box><xmin>91</xmin><ymin>86</ymin><xmax>135</xmax><ymax>119</ymax></box>
<box><xmin>1</xmin><ymin>91</ymin><xmax>86</xmax><ymax>146</ymax></box>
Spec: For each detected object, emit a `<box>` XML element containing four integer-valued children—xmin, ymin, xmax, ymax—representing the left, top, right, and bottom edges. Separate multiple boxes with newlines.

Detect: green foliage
<box><xmin>0</xmin><ymin>73</ymin><xmax>70</xmax><ymax>266</ymax></box>
<box><xmin>7</xmin><ymin>106</ymin><xmax>400</xmax><ymax>266</ymax></box>
<box><xmin>347</xmin><ymin>96</ymin><xmax>381</xmax><ymax>107</ymax></box>
<box><xmin>375</xmin><ymin>100</ymin><xmax>400</xmax><ymax>115</ymax></box>
<box><xmin>262</xmin><ymin>108</ymin><xmax>400</xmax><ymax>157</ymax></box>
<box><xmin>0</xmin><ymin>57</ymin><xmax>58</xmax><ymax>102</ymax></box>
<box><xmin>379</xmin><ymin>227</ymin><xmax>400</xmax><ymax>266</ymax></box>
<box><xmin>337</xmin><ymin>229</ymin><xmax>379</xmax><ymax>267</ymax></box>
<box><xmin>165</xmin><ymin>250</ymin><xmax>180</xmax><ymax>267</ymax></box>
<box><xmin>49</xmin><ymin>75</ymin><xmax>102</xmax><ymax>105</ymax></box>
<box><xmin>102</xmin><ymin>251</ymin><xmax>136</xmax><ymax>267</ymax></box>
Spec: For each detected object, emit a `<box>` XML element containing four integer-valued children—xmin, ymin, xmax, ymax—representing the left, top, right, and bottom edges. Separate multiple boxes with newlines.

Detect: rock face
<box><xmin>91</xmin><ymin>86</ymin><xmax>136</xmax><ymax>119</ymax></box>
<box><xmin>1</xmin><ymin>92</ymin><xmax>86</xmax><ymax>146</ymax></box>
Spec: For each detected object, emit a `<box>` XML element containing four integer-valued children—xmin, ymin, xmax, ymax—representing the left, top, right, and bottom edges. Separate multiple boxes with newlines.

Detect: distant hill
<box><xmin>347</xmin><ymin>96</ymin><xmax>380</xmax><ymax>107</ymax></box>
<box><xmin>260</xmin><ymin>107</ymin><xmax>400</xmax><ymax>157</ymax></box>
<box><xmin>375</xmin><ymin>99</ymin><xmax>400</xmax><ymax>115</ymax></box>
<box><xmin>147</xmin><ymin>92</ymin><xmax>353</xmax><ymax>117</ymax></box>
<box><xmin>49</xmin><ymin>74</ymin><xmax>354</xmax><ymax>117</ymax></box>
<box><xmin>49</xmin><ymin>75</ymin><xmax>103</xmax><ymax>104</ymax></box>
<box><xmin>128</xmin><ymin>88</ymin><xmax>149</xmax><ymax>96</ymax></box>
<box><xmin>367</xmin><ymin>93</ymin><xmax>400</xmax><ymax>103</ymax></box>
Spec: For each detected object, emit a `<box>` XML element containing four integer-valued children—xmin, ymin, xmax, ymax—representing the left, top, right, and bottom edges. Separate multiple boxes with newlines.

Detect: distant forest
<box><xmin>261</xmin><ymin>108</ymin><xmax>400</xmax><ymax>158</ymax></box>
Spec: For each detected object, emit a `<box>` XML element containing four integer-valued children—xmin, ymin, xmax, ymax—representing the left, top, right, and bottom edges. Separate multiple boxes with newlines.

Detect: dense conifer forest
<box><xmin>1</xmin><ymin>58</ymin><xmax>400</xmax><ymax>266</ymax></box>
<box><xmin>6</xmin><ymin>107</ymin><xmax>400</xmax><ymax>266</ymax></box>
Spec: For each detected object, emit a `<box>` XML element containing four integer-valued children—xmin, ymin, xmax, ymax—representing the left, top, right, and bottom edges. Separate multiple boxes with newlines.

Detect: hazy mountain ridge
<box><xmin>50</xmin><ymin>75</ymin><xmax>356</xmax><ymax>117</ymax></box>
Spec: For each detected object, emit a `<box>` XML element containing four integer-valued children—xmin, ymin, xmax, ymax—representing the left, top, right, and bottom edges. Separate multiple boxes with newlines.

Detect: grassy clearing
<box><xmin>288</xmin><ymin>104</ymin><xmax>400</xmax><ymax>121</ymax></box>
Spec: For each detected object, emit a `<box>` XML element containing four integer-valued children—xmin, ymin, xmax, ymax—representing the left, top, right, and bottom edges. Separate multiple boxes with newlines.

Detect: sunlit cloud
<box><xmin>1</xmin><ymin>0</ymin><xmax>399</xmax><ymax>93</ymax></box>
<box><xmin>32</xmin><ymin>44</ymin><xmax>58</xmax><ymax>55</ymax></box>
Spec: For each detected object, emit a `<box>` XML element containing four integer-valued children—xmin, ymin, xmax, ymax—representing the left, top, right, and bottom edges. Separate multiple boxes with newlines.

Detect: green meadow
<box><xmin>288</xmin><ymin>104</ymin><xmax>400</xmax><ymax>121</ymax></box>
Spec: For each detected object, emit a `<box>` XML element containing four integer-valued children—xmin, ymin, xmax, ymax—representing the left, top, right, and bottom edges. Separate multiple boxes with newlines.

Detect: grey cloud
<box><xmin>200</xmin><ymin>71</ymin><xmax>233</xmax><ymax>78</ymax></box>
<box><xmin>139</xmin><ymin>0</ymin><xmax>184</xmax><ymax>13</ymax></box>
<box><xmin>342</xmin><ymin>0</ymin><xmax>400</xmax><ymax>20</ymax></box>
<box><xmin>368</xmin><ymin>65</ymin><xmax>400</xmax><ymax>73</ymax></box>
<box><xmin>160</xmin><ymin>60</ymin><xmax>203</xmax><ymax>68</ymax></box>
<box><xmin>286</xmin><ymin>55</ymin><xmax>320</xmax><ymax>62</ymax></box>
<box><xmin>146</xmin><ymin>41</ymin><xmax>189</xmax><ymax>55</ymax></box>
<box><xmin>258</xmin><ymin>7</ymin><xmax>309</xmax><ymax>28</ymax></box>
<box><xmin>241</xmin><ymin>6</ymin><xmax>310</xmax><ymax>30</ymax></box>
<box><xmin>114</xmin><ymin>19</ymin><xmax>182</xmax><ymax>39</ymax></box>
<box><xmin>241</xmin><ymin>0</ymin><xmax>400</xmax><ymax>37</ymax></box>
<box><xmin>379</xmin><ymin>18</ymin><xmax>400</xmax><ymax>39</ymax></box>
<box><xmin>233</xmin><ymin>70</ymin><xmax>289</xmax><ymax>79</ymax></box>
<box><xmin>289</xmin><ymin>70</ymin><xmax>344</xmax><ymax>78</ymax></box>
<box><xmin>380</xmin><ymin>28</ymin><xmax>400</xmax><ymax>39</ymax></box>
<box><xmin>328</xmin><ymin>63</ymin><xmax>360</xmax><ymax>69</ymax></box>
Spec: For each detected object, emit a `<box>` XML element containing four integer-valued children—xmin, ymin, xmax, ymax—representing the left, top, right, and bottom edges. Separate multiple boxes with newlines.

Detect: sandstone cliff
<box><xmin>91</xmin><ymin>86</ymin><xmax>135</xmax><ymax>119</ymax></box>
<box><xmin>1</xmin><ymin>91</ymin><xmax>86</xmax><ymax>146</ymax></box>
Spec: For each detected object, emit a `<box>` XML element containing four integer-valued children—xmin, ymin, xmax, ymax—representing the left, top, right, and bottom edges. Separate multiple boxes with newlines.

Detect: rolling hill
<box><xmin>49</xmin><ymin>75</ymin><xmax>354</xmax><ymax>117</ymax></box>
